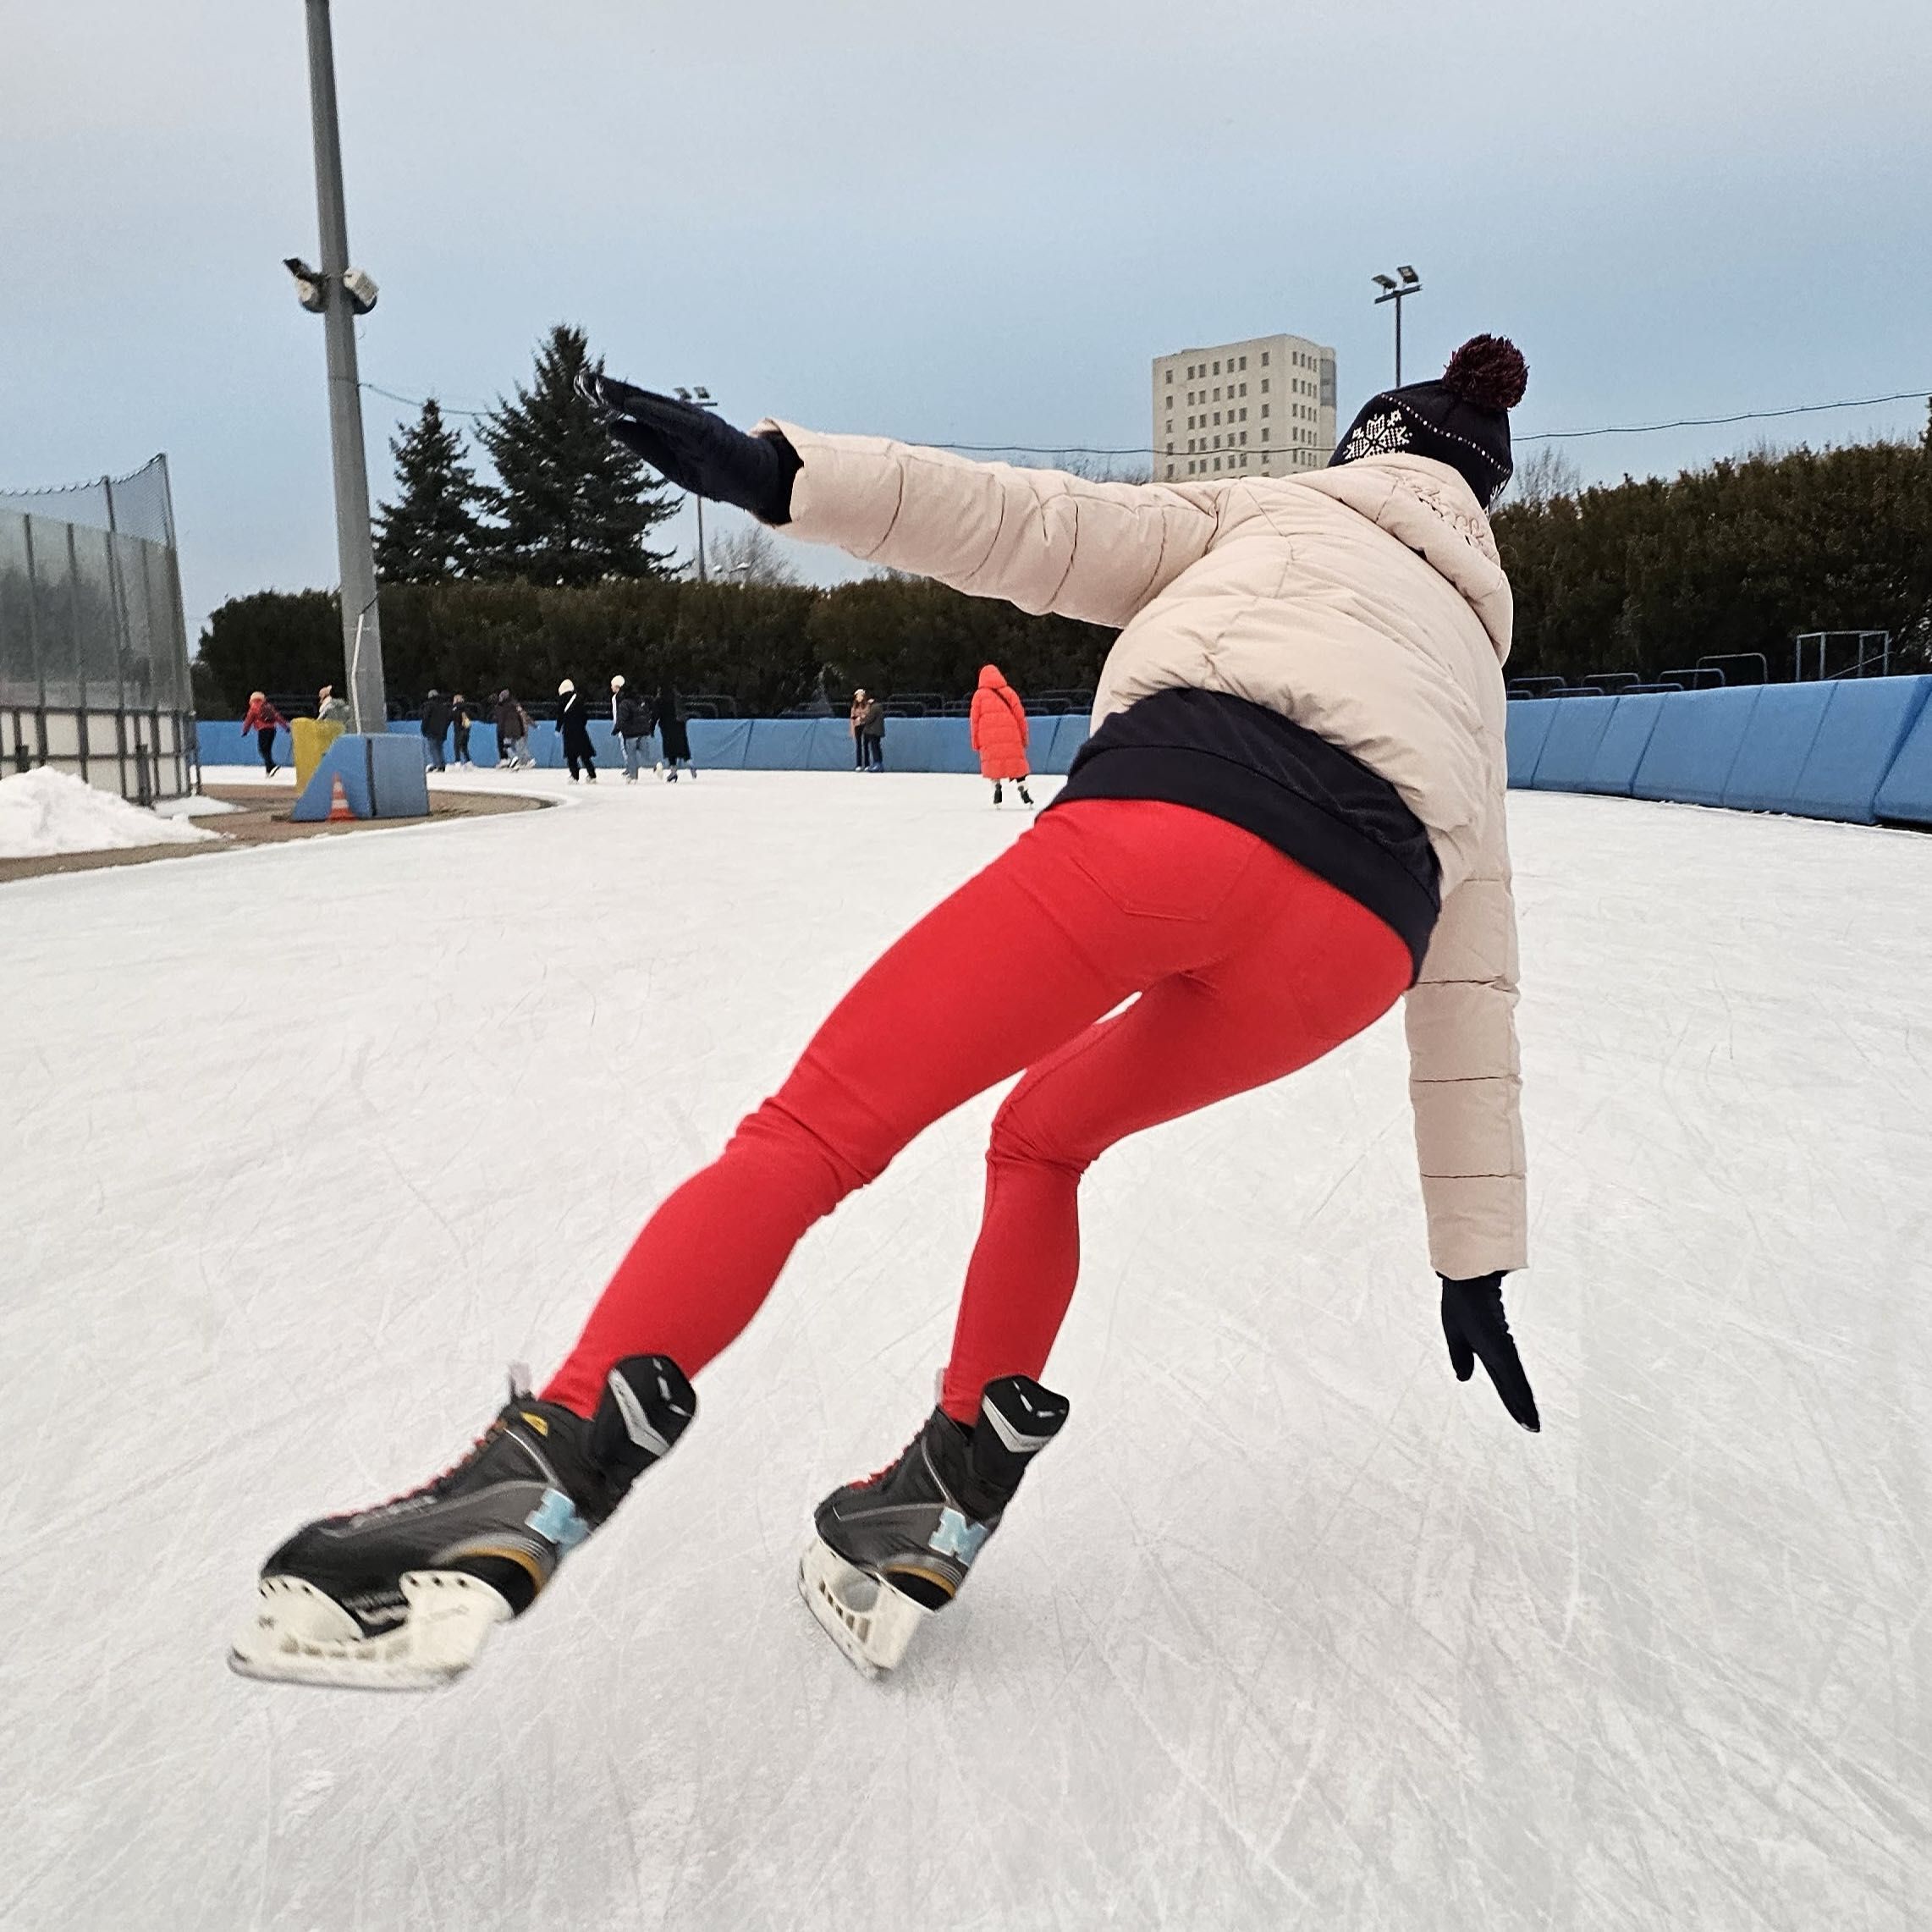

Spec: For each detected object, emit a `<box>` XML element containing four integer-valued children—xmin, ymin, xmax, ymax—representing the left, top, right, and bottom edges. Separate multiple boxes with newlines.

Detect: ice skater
<box><xmin>653</xmin><ymin>682</ymin><xmax>694</xmax><ymax>781</ymax></box>
<box><xmin>233</xmin><ymin>338</ymin><xmax>1540</xmax><ymax>1691</ymax></box>
<box><xmin>558</xmin><ymin>679</ymin><xmax>597</xmax><ymax>782</ymax></box>
<box><xmin>971</xmin><ymin>663</ymin><xmax>1034</xmax><ymax>807</ymax></box>
<box><xmin>240</xmin><ymin>691</ymin><xmax>288</xmax><ymax>775</ymax></box>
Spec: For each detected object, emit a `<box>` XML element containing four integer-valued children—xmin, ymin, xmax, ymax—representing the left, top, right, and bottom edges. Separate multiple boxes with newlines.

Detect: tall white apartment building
<box><xmin>1151</xmin><ymin>333</ymin><xmax>1336</xmax><ymax>483</ymax></box>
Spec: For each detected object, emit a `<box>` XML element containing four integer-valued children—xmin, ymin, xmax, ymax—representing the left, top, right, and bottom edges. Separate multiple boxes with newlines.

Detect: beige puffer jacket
<box><xmin>764</xmin><ymin>424</ymin><xmax>1526</xmax><ymax>1279</ymax></box>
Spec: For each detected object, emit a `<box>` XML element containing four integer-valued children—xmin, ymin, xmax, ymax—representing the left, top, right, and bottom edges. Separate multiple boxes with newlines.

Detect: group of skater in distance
<box><xmin>232</xmin><ymin>330</ymin><xmax>1544</xmax><ymax>1688</ymax></box>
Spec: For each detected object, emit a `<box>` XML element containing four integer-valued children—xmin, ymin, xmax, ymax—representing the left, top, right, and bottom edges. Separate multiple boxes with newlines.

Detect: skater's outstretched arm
<box><xmin>581</xmin><ymin>372</ymin><xmax>1221</xmax><ymax>629</ymax></box>
<box><xmin>766</xmin><ymin>426</ymin><xmax>1222</xmax><ymax>627</ymax></box>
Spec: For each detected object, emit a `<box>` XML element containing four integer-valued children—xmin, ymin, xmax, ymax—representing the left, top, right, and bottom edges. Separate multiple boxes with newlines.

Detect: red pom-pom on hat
<box><xmin>1441</xmin><ymin>335</ymin><xmax>1527</xmax><ymax>412</ymax></box>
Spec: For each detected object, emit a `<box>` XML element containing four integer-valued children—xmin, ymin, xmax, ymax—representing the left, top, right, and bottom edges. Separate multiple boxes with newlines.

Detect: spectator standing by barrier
<box><xmin>316</xmin><ymin>685</ymin><xmax>352</xmax><ymax>728</ymax></box>
<box><xmin>654</xmin><ymin>683</ymin><xmax>694</xmax><ymax>782</ymax></box>
<box><xmin>559</xmin><ymin>679</ymin><xmax>597</xmax><ymax>782</ymax></box>
<box><xmin>494</xmin><ymin>690</ymin><xmax>532</xmax><ymax>769</ymax></box>
<box><xmin>614</xmin><ymin>678</ymin><xmax>653</xmax><ymax>783</ymax></box>
<box><xmin>848</xmin><ymin>689</ymin><xmax>871</xmax><ymax>770</ymax></box>
<box><xmin>451</xmin><ymin>695</ymin><xmax>476</xmax><ymax>768</ymax></box>
<box><xmin>421</xmin><ymin>691</ymin><xmax>453</xmax><ymax>773</ymax></box>
<box><xmin>240</xmin><ymin>691</ymin><xmax>288</xmax><ymax>775</ymax></box>
<box><xmin>971</xmin><ymin>663</ymin><xmax>1034</xmax><ymax>807</ymax></box>
<box><xmin>858</xmin><ymin>692</ymin><xmax>887</xmax><ymax>771</ymax></box>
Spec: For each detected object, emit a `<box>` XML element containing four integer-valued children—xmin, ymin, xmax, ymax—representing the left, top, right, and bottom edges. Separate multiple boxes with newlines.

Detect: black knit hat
<box><xmin>1329</xmin><ymin>335</ymin><xmax>1527</xmax><ymax>508</ymax></box>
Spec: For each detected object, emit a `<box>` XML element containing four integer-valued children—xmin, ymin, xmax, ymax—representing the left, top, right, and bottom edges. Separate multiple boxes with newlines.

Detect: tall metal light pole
<box><xmin>1371</xmin><ymin>265</ymin><xmax>1423</xmax><ymax>387</ymax></box>
<box><xmin>674</xmin><ymin>386</ymin><xmax>718</xmax><ymax>581</ymax></box>
<box><xmin>293</xmin><ymin>0</ymin><xmax>386</xmax><ymax>734</ymax></box>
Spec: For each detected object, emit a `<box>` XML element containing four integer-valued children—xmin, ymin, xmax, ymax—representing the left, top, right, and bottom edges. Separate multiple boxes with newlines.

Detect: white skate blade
<box><xmin>797</xmin><ymin>1536</ymin><xmax>929</xmax><ymax>1678</ymax></box>
<box><xmin>228</xmin><ymin>1570</ymin><xmax>511</xmax><ymax>1692</ymax></box>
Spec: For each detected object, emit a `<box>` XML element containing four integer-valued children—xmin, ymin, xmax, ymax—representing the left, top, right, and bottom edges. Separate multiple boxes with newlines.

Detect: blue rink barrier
<box><xmin>1508</xmin><ymin>675</ymin><xmax>1932</xmax><ymax>828</ymax></box>
<box><xmin>1504</xmin><ymin>700</ymin><xmax>1557</xmax><ymax>787</ymax></box>
<box><xmin>1719</xmin><ymin>684</ymin><xmax>1833</xmax><ymax>815</ymax></box>
<box><xmin>1582</xmin><ymin>693</ymin><xmax>1667</xmax><ymax>795</ymax></box>
<box><xmin>1873</xmin><ymin>699</ymin><xmax>1932</xmax><ymax>826</ymax></box>
<box><xmin>1630</xmin><ymin>685</ymin><xmax>1761</xmax><ymax>806</ymax></box>
<box><xmin>200</xmin><ymin>713</ymin><xmax>1093</xmax><ymax>776</ymax></box>
<box><xmin>1527</xmin><ymin>696</ymin><xmax>1617</xmax><ymax>790</ymax></box>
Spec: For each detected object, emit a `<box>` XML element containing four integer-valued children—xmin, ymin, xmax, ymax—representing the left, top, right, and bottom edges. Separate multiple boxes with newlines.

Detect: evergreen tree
<box><xmin>373</xmin><ymin>399</ymin><xmax>483</xmax><ymax>582</ymax></box>
<box><xmin>472</xmin><ymin>323</ymin><xmax>678</xmax><ymax>585</ymax></box>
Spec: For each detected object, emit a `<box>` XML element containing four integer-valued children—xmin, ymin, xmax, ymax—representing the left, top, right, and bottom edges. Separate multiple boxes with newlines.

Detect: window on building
<box><xmin>1165</xmin><ymin>370</ymin><xmax>1173</xmax><ymax>384</ymax></box>
<box><xmin>1261</xmin><ymin>427</ymin><xmax>1269</xmax><ymax>443</ymax></box>
<box><xmin>1239</xmin><ymin>408</ymin><xmax>1247</xmax><ymax>421</ymax></box>
<box><xmin>1238</xmin><ymin>431</ymin><xmax>1247</xmax><ymax>445</ymax></box>
<box><xmin>1165</xmin><ymin>420</ymin><xmax>1172</xmax><ymax>434</ymax></box>
<box><xmin>1260</xmin><ymin>378</ymin><xmax>1269</xmax><ymax>394</ymax></box>
<box><xmin>1238</xmin><ymin>383</ymin><xmax>1247</xmax><ymax>396</ymax></box>
<box><xmin>1165</xmin><ymin>442</ymin><xmax>1174</xmax><ymax>454</ymax></box>
<box><xmin>1213</xmin><ymin>361</ymin><xmax>1220</xmax><ymax>374</ymax></box>
<box><xmin>1214</xmin><ymin>456</ymin><xmax>1221</xmax><ymax>470</ymax></box>
<box><xmin>1260</xmin><ymin>402</ymin><xmax>1269</xmax><ymax>417</ymax></box>
<box><xmin>1239</xmin><ymin>355</ymin><xmax>1247</xmax><ymax>369</ymax></box>
<box><xmin>1260</xmin><ymin>351</ymin><xmax>1269</xmax><ymax>366</ymax></box>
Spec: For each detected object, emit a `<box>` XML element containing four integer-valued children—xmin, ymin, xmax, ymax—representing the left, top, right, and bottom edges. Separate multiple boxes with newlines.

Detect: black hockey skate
<box><xmin>230</xmin><ymin>1357</ymin><xmax>695</xmax><ymax>1691</ymax></box>
<box><xmin>799</xmin><ymin>1374</ymin><xmax>1069</xmax><ymax>1676</ymax></box>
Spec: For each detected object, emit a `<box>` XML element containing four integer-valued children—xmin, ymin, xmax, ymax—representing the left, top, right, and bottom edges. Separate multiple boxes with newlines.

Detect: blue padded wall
<box><xmin>1632</xmin><ymin>686</ymin><xmax>1761</xmax><ymax>806</ymax></box>
<box><xmin>1719</xmin><ymin>683</ymin><xmax>1834</xmax><ymax>814</ymax></box>
<box><xmin>1788</xmin><ymin>675</ymin><xmax>1932</xmax><ymax>823</ymax></box>
<box><xmin>1581</xmin><ymin>694</ymin><xmax>1667</xmax><ymax>795</ymax></box>
<box><xmin>1505</xmin><ymin>700</ymin><xmax>1558</xmax><ymax>787</ymax></box>
<box><xmin>1530</xmin><ymin>696</ymin><xmax>1619</xmax><ymax>790</ymax></box>
<box><xmin>1873</xmin><ymin>696</ymin><xmax>1932</xmax><ymax>827</ymax></box>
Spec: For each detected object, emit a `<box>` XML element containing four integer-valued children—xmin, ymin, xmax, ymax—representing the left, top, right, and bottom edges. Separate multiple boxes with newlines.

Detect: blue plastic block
<box><xmin>1582</xmin><ymin>694</ymin><xmax>1667</xmax><ymax>795</ymax></box>
<box><xmin>367</xmin><ymin>731</ymin><xmax>429</xmax><ymax>818</ymax></box>
<box><xmin>289</xmin><ymin>734</ymin><xmax>374</xmax><ymax>820</ymax></box>
<box><xmin>1873</xmin><ymin>694</ymin><xmax>1932</xmax><ymax>826</ymax></box>
<box><xmin>1505</xmin><ymin>700</ymin><xmax>1558</xmax><ymax>788</ymax></box>
<box><xmin>1530</xmin><ymin>696</ymin><xmax>1619</xmax><ymax>790</ymax></box>
<box><xmin>1720</xmin><ymin>682</ymin><xmax>1834</xmax><ymax>813</ymax></box>
<box><xmin>1632</xmin><ymin>686</ymin><xmax>1762</xmax><ymax>806</ymax></box>
<box><xmin>1788</xmin><ymin>675</ymin><xmax>1932</xmax><ymax>823</ymax></box>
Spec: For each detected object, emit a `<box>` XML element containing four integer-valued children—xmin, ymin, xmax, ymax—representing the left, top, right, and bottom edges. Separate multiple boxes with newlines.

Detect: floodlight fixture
<box><xmin>1371</xmin><ymin>272</ymin><xmax>1398</xmax><ymax>292</ymax></box>
<box><xmin>283</xmin><ymin>256</ymin><xmax>327</xmax><ymax>313</ymax></box>
<box><xmin>1398</xmin><ymin>265</ymin><xmax>1420</xmax><ymax>286</ymax></box>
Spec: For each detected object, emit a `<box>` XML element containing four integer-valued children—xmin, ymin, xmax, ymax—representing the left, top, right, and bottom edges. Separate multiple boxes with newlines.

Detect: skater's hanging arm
<box><xmin>577</xmin><ymin>371</ymin><xmax>1222</xmax><ymax>629</ymax></box>
<box><xmin>1401</xmin><ymin>790</ymin><xmax>1527</xmax><ymax>1285</ymax></box>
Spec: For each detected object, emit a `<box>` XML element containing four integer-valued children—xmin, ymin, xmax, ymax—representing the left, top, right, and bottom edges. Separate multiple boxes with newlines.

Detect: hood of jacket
<box><xmin>977</xmin><ymin>664</ymin><xmax>1008</xmax><ymax>691</ymax></box>
<box><xmin>1291</xmin><ymin>454</ymin><xmax>1513</xmax><ymax>664</ymax></box>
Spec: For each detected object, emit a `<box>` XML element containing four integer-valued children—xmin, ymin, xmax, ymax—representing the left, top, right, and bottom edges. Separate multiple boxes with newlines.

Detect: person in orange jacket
<box><xmin>969</xmin><ymin>663</ymin><xmax>1033</xmax><ymax>807</ymax></box>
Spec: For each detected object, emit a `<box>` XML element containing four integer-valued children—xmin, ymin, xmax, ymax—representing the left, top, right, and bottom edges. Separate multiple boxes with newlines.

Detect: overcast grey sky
<box><xmin>4</xmin><ymin>0</ymin><xmax>1928</xmax><ymax>647</ymax></box>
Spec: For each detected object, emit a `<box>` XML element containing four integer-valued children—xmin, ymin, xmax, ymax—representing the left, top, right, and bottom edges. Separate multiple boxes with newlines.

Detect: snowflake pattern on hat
<box><xmin>1340</xmin><ymin>409</ymin><xmax>1412</xmax><ymax>463</ymax></box>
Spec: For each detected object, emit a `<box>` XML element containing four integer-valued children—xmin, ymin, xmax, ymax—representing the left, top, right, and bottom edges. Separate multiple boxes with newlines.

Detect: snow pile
<box><xmin>0</xmin><ymin>767</ymin><xmax>220</xmax><ymax>858</ymax></box>
<box><xmin>151</xmin><ymin>793</ymin><xmax>243</xmax><ymax>820</ymax></box>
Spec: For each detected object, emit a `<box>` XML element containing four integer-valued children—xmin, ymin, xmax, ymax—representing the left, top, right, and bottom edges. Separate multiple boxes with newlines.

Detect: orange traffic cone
<box><xmin>327</xmin><ymin>774</ymin><xmax>355</xmax><ymax>824</ymax></box>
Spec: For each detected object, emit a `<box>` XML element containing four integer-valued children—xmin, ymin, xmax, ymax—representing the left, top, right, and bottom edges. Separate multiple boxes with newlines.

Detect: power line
<box><xmin>359</xmin><ymin>378</ymin><xmax>1929</xmax><ymax>459</ymax></box>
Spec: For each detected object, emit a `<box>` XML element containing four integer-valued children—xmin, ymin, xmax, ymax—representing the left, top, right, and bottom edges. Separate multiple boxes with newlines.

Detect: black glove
<box><xmin>577</xmin><ymin>370</ymin><xmax>801</xmax><ymax>526</ymax></box>
<box><xmin>1439</xmin><ymin>1273</ymin><xmax>1539</xmax><ymax>1431</ymax></box>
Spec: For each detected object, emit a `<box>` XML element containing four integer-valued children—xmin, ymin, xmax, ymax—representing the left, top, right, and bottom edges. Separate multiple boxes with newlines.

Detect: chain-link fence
<box><xmin>0</xmin><ymin>455</ymin><xmax>197</xmax><ymax>803</ymax></box>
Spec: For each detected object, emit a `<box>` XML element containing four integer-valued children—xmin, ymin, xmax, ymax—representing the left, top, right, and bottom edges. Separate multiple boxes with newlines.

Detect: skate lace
<box><xmin>348</xmin><ymin>1366</ymin><xmax>535</xmax><ymax>1515</ymax></box>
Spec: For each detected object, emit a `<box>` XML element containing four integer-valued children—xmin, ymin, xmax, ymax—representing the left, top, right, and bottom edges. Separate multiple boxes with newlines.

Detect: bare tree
<box><xmin>705</xmin><ymin>522</ymin><xmax>799</xmax><ymax>586</ymax></box>
<box><xmin>1506</xmin><ymin>443</ymin><xmax>1584</xmax><ymax>508</ymax></box>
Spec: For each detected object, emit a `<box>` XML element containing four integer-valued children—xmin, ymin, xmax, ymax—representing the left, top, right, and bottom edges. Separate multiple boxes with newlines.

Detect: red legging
<box><xmin>543</xmin><ymin>799</ymin><xmax>1412</xmax><ymax>1422</ymax></box>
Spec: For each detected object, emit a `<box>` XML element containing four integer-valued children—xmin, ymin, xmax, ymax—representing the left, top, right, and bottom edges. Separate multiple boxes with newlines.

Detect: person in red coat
<box><xmin>969</xmin><ymin>663</ymin><xmax>1033</xmax><ymax>807</ymax></box>
<box><xmin>239</xmin><ymin>691</ymin><xmax>289</xmax><ymax>776</ymax></box>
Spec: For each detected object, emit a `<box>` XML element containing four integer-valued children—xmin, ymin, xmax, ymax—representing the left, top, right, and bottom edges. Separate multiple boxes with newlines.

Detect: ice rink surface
<box><xmin>3</xmin><ymin>769</ymin><xmax>1929</xmax><ymax>1931</ymax></box>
